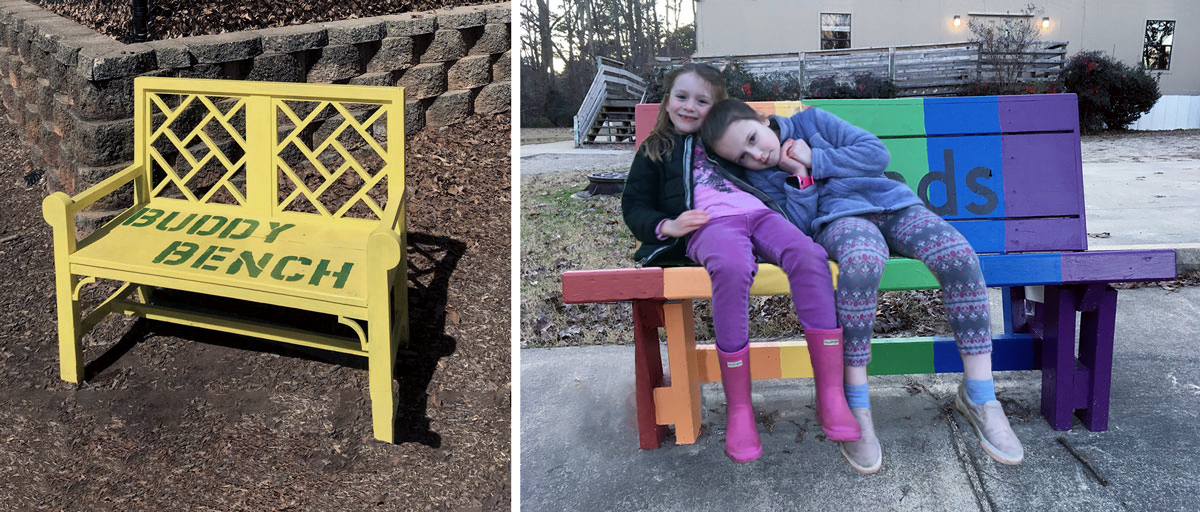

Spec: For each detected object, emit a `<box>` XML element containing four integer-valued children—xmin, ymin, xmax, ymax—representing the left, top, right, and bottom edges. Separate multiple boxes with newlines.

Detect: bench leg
<box><xmin>632</xmin><ymin>300</ymin><xmax>668</xmax><ymax>449</ymax></box>
<box><xmin>1001</xmin><ymin>286</ymin><xmax>1030</xmax><ymax>334</ymax></box>
<box><xmin>1040</xmin><ymin>285</ymin><xmax>1079</xmax><ymax>430</ymax></box>
<box><xmin>655</xmin><ymin>300</ymin><xmax>701</xmax><ymax>445</ymax></box>
<box><xmin>53</xmin><ymin>272</ymin><xmax>84</xmax><ymax>383</ymax></box>
<box><xmin>1077</xmin><ymin>284</ymin><xmax>1117</xmax><ymax>431</ymax></box>
<box><xmin>1038</xmin><ymin>284</ymin><xmax>1117</xmax><ymax>432</ymax></box>
<box><xmin>367</xmin><ymin>285</ymin><xmax>399</xmax><ymax>444</ymax></box>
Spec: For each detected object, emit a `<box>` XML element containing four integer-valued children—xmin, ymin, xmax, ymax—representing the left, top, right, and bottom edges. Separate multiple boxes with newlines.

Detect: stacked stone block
<box><xmin>0</xmin><ymin>0</ymin><xmax>511</xmax><ymax>200</ymax></box>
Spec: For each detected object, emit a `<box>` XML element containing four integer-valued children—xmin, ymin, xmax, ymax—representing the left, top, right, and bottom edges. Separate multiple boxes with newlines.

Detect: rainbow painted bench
<box><xmin>43</xmin><ymin>78</ymin><xmax>408</xmax><ymax>443</ymax></box>
<box><xmin>561</xmin><ymin>94</ymin><xmax>1177</xmax><ymax>450</ymax></box>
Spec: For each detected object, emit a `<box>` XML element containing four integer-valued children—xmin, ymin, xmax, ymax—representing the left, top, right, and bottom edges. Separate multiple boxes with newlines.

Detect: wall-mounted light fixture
<box><xmin>1042</xmin><ymin>17</ymin><xmax>1050</xmax><ymax>29</ymax></box>
<box><xmin>953</xmin><ymin>15</ymin><xmax>961</xmax><ymax>27</ymax></box>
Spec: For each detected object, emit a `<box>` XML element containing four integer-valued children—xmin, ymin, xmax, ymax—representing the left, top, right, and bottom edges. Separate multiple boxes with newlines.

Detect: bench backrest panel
<box><xmin>134</xmin><ymin>77</ymin><xmax>405</xmax><ymax>223</ymax></box>
<box><xmin>632</xmin><ymin>94</ymin><xmax>1087</xmax><ymax>254</ymax></box>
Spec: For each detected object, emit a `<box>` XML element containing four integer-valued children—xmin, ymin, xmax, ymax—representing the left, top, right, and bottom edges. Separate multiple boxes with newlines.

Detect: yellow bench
<box><xmin>43</xmin><ymin>77</ymin><xmax>408</xmax><ymax>443</ymax></box>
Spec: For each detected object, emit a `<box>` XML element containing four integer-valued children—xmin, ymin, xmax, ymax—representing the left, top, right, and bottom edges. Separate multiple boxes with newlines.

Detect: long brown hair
<box><xmin>642</xmin><ymin>63</ymin><xmax>728</xmax><ymax>162</ymax></box>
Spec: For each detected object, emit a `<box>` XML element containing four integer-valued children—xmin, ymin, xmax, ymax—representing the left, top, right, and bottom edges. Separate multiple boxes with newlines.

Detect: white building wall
<box><xmin>694</xmin><ymin>0</ymin><xmax>1198</xmax><ymax>95</ymax></box>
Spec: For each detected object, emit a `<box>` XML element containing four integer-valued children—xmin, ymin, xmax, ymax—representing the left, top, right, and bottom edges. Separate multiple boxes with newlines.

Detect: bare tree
<box><xmin>969</xmin><ymin>3</ymin><xmax>1044</xmax><ymax>94</ymax></box>
<box><xmin>521</xmin><ymin>0</ymin><xmax>697</xmax><ymax>126</ymax></box>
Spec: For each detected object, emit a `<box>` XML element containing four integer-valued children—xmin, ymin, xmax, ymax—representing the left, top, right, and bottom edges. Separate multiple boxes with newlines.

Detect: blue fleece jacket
<box><xmin>744</xmin><ymin>107</ymin><xmax>924</xmax><ymax>236</ymax></box>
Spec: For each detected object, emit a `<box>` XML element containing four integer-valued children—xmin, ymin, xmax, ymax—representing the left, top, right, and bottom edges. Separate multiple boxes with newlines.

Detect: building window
<box><xmin>821</xmin><ymin>13</ymin><xmax>851</xmax><ymax>49</ymax></box>
<box><xmin>1143</xmin><ymin>20</ymin><xmax>1175</xmax><ymax>70</ymax></box>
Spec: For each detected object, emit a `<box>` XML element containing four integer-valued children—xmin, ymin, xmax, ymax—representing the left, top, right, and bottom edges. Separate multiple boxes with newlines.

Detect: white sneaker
<box><xmin>955</xmin><ymin>383</ymin><xmax>1024</xmax><ymax>465</ymax></box>
<box><xmin>839</xmin><ymin>408</ymin><xmax>882</xmax><ymax>474</ymax></box>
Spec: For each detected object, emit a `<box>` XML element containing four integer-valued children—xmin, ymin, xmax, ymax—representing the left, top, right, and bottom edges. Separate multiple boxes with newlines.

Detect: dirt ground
<box><xmin>0</xmin><ymin>101</ymin><xmax>511</xmax><ymax>509</ymax></box>
<box><xmin>35</xmin><ymin>0</ymin><xmax>506</xmax><ymax>43</ymax></box>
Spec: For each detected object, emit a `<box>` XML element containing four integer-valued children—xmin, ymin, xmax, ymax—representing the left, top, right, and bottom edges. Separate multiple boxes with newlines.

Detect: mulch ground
<box><xmin>35</xmin><ymin>0</ymin><xmax>506</xmax><ymax>44</ymax></box>
<box><xmin>0</xmin><ymin>100</ymin><xmax>512</xmax><ymax>509</ymax></box>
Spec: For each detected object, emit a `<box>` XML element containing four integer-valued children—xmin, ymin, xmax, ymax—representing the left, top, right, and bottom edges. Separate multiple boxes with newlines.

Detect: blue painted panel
<box><xmin>991</xmin><ymin>334</ymin><xmax>1038</xmax><ymax>371</ymax></box>
<box><xmin>931</xmin><ymin>334</ymin><xmax>1037</xmax><ymax>373</ymax></box>
<box><xmin>922</xmin><ymin>135</ymin><xmax>1005</xmax><ymax>220</ymax></box>
<box><xmin>948</xmin><ymin>220</ymin><xmax>1005</xmax><ymax>254</ymax></box>
<box><xmin>978</xmin><ymin>253</ymin><xmax>1063</xmax><ymax>286</ymax></box>
<box><xmin>923</xmin><ymin>96</ymin><xmax>1001</xmax><ymax>135</ymax></box>
<box><xmin>933</xmin><ymin>338</ymin><xmax>963</xmax><ymax>372</ymax></box>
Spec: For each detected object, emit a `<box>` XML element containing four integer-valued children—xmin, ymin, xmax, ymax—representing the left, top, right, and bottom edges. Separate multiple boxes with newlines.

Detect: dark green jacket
<box><xmin>621</xmin><ymin>132</ymin><xmax>797</xmax><ymax>266</ymax></box>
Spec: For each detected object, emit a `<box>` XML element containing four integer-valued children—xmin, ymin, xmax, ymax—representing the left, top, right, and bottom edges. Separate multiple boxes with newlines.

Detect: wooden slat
<box><xmin>560</xmin><ymin>249</ymin><xmax>1177</xmax><ymax>304</ymax></box>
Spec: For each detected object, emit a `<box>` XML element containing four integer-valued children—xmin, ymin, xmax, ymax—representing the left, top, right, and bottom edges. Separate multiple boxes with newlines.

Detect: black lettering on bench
<box><xmin>965</xmin><ymin>166</ymin><xmax>999</xmax><ymax>215</ymax></box>
<box><xmin>919</xmin><ymin>149</ymin><xmax>958</xmax><ymax>216</ymax></box>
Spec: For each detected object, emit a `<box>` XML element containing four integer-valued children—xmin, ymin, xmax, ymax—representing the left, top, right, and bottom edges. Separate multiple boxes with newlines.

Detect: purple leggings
<box><xmin>686</xmin><ymin>209</ymin><xmax>838</xmax><ymax>353</ymax></box>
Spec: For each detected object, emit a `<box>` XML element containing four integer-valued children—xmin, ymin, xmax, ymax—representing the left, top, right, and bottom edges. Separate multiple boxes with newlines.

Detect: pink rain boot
<box><xmin>717</xmin><ymin>346</ymin><xmax>762</xmax><ymax>463</ymax></box>
<box><xmin>806</xmin><ymin>327</ymin><xmax>862</xmax><ymax>442</ymax></box>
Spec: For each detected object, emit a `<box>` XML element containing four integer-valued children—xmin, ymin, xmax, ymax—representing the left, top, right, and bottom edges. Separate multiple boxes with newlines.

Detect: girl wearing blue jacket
<box><xmin>702</xmin><ymin>98</ymin><xmax>1024</xmax><ymax>473</ymax></box>
<box><xmin>621</xmin><ymin>65</ymin><xmax>860</xmax><ymax>463</ymax></box>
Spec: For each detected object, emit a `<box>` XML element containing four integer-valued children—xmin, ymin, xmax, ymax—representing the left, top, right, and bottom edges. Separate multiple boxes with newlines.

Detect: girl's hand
<box><xmin>661</xmin><ymin>209</ymin><xmax>709</xmax><ymax>237</ymax></box>
<box><xmin>777</xmin><ymin>139</ymin><xmax>810</xmax><ymax>176</ymax></box>
<box><xmin>784</xmin><ymin>138</ymin><xmax>814</xmax><ymax>171</ymax></box>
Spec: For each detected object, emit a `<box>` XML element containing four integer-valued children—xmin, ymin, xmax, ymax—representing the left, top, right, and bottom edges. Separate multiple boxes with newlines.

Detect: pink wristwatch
<box><xmin>791</xmin><ymin>174</ymin><xmax>814</xmax><ymax>189</ymax></box>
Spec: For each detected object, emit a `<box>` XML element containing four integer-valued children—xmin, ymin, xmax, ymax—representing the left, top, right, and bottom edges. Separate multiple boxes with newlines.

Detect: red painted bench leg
<box><xmin>633</xmin><ymin>299</ymin><xmax>668</xmax><ymax>449</ymax></box>
<box><xmin>1076</xmin><ymin>284</ymin><xmax>1117</xmax><ymax>431</ymax></box>
<box><xmin>1040</xmin><ymin>285</ymin><xmax>1079</xmax><ymax>430</ymax></box>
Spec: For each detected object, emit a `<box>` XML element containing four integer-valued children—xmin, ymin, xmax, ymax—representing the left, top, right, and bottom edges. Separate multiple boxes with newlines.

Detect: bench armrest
<box><xmin>43</xmin><ymin>163</ymin><xmax>147</xmax><ymax>252</ymax></box>
<box><xmin>64</xmin><ymin>163</ymin><xmax>147</xmax><ymax>216</ymax></box>
<box><xmin>368</xmin><ymin>195</ymin><xmax>407</xmax><ymax>271</ymax></box>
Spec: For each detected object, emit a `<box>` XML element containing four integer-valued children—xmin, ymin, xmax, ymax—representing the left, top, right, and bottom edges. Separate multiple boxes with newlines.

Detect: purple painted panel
<box><xmin>1040</xmin><ymin>285</ymin><xmax>1079</xmax><ymax>430</ymax></box>
<box><xmin>999</xmin><ymin>94</ymin><xmax>1079</xmax><ymax>133</ymax></box>
<box><xmin>1060</xmin><ymin>250</ymin><xmax>1177</xmax><ymax>283</ymax></box>
<box><xmin>1001</xmin><ymin>133</ymin><xmax>1084</xmax><ymax>217</ymax></box>
<box><xmin>1005</xmin><ymin>218</ymin><xmax>1086</xmax><ymax>252</ymax></box>
<box><xmin>1077</xmin><ymin>285</ymin><xmax>1117</xmax><ymax>431</ymax></box>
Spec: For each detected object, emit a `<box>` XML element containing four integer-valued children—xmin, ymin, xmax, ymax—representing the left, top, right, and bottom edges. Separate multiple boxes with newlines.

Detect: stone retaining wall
<box><xmin>0</xmin><ymin>0</ymin><xmax>511</xmax><ymax>196</ymax></box>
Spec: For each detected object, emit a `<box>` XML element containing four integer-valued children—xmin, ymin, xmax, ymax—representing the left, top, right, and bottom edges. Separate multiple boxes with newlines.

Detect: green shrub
<box><xmin>644</xmin><ymin>60</ymin><xmax>803</xmax><ymax>103</ymax></box>
<box><xmin>1062</xmin><ymin>50</ymin><xmax>1161</xmax><ymax>133</ymax></box>
<box><xmin>805</xmin><ymin>72</ymin><xmax>897</xmax><ymax>99</ymax></box>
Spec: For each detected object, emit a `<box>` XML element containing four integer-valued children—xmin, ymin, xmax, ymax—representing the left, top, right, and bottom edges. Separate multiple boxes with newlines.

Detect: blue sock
<box><xmin>844</xmin><ymin>382</ymin><xmax>870</xmax><ymax>410</ymax></box>
<box><xmin>964</xmin><ymin>377</ymin><xmax>997</xmax><ymax>404</ymax></box>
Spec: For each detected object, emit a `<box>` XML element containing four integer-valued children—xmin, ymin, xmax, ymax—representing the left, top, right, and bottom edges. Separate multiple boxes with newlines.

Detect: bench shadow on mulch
<box><xmin>81</xmin><ymin>231</ymin><xmax>466</xmax><ymax>447</ymax></box>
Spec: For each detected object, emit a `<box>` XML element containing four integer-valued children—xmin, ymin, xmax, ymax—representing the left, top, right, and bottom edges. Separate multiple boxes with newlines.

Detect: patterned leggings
<box><xmin>814</xmin><ymin>205</ymin><xmax>992</xmax><ymax>366</ymax></box>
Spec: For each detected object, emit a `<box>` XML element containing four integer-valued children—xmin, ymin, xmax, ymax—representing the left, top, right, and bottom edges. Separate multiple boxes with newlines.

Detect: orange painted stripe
<box><xmin>697</xmin><ymin>341</ymin><xmax>813</xmax><ymax>383</ymax></box>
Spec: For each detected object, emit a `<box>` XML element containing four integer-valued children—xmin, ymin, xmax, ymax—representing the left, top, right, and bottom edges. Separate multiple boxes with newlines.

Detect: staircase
<box><xmin>574</xmin><ymin>58</ymin><xmax>647</xmax><ymax>146</ymax></box>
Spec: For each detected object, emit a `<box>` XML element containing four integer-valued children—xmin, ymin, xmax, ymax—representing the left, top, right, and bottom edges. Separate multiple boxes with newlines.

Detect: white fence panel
<box><xmin>1129</xmin><ymin>95</ymin><xmax>1200</xmax><ymax>130</ymax></box>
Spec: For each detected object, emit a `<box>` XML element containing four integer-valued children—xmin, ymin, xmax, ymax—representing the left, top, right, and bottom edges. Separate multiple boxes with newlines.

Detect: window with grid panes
<box><xmin>821</xmin><ymin>13</ymin><xmax>851</xmax><ymax>49</ymax></box>
<box><xmin>1143</xmin><ymin>20</ymin><xmax>1175</xmax><ymax>70</ymax></box>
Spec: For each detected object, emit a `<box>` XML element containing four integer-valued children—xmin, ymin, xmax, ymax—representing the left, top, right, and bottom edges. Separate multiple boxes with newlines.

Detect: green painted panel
<box><xmin>801</xmin><ymin>98</ymin><xmax>926</xmax><ymax>137</ymax></box>
<box><xmin>881</xmin><ymin>137</ymin><xmax>929</xmax><ymax>195</ymax></box>
<box><xmin>879</xmin><ymin>258</ymin><xmax>939</xmax><ymax>290</ymax></box>
<box><xmin>866</xmin><ymin>337</ymin><xmax>935</xmax><ymax>375</ymax></box>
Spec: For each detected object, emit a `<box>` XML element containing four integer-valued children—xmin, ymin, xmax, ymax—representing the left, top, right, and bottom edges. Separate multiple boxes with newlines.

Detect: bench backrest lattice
<box><xmin>138</xmin><ymin>79</ymin><xmax>403</xmax><ymax>225</ymax></box>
